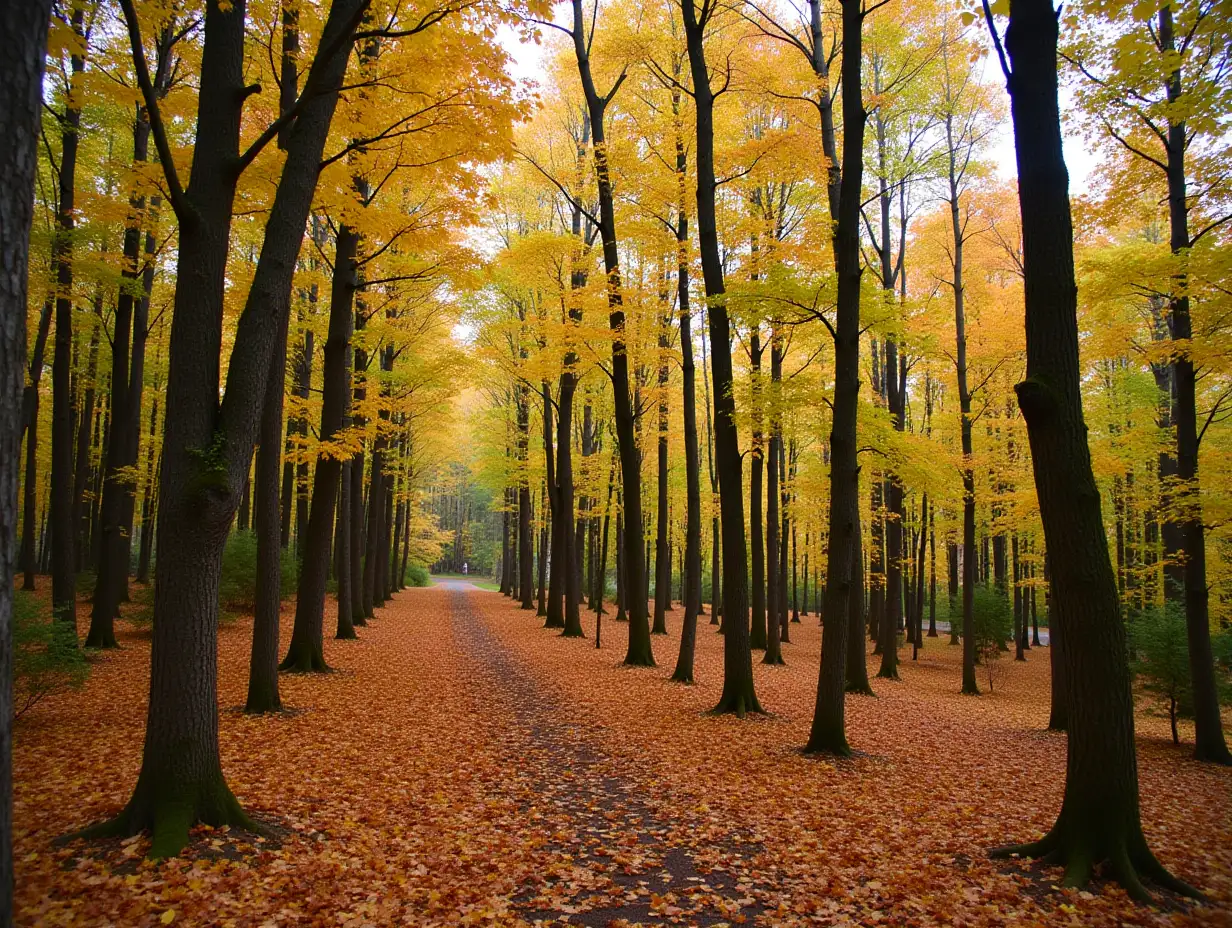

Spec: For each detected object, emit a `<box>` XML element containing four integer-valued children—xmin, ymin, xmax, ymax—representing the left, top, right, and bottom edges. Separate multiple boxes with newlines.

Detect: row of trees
<box><xmin>459</xmin><ymin>0</ymin><xmax>1228</xmax><ymax>902</ymax></box>
<box><xmin>5</xmin><ymin>0</ymin><xmax>544</xmax><ymax>880</ymax></box>
<box><xmin>0</xmin><ymin>0</ymin><xmax>1227</xmax><ymax>919</ymax></box>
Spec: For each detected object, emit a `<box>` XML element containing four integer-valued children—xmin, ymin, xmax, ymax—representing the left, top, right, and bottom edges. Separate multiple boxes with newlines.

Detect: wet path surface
<box><xmin>440</xmin><ymin>580</ymin><xmax>765</xmax><ymax>926</ymax></box>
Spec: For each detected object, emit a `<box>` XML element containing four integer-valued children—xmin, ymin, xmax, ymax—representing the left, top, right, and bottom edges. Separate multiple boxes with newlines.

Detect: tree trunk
<box><xmin>50</xmin><ymin>5</ymin><xmax>87</xmax><ymax>630</ymax></box>
<box><xmin>682</xmin><ymin>0</ymin><xmax>757</xmax><ymax>709</ymax></box>
<box><xmin>284</xmin><ymin>222</ymin><xmax>357</xmax><ymax>668</ymax></box>
<box><xmin>81</xmin><ymin>0</ymin><xmax>363</xmax><ymax>856</ymax></box>
<box><xmin>247</xmin><ymin>330</ymin><xmax>287</xmax><ymax>709</ymax></box>
<box><xmin>20</xmin><ymin>300</ymin><xmax>51</xmax><ymax>590</ymax></box>
<box><xmin>1</xmin><ymin>2</ymin><xmax>54</xmax><ymax>917</ymax></box>
<box><xmin>807</xmin><ymin>0</ymin><xmax>866</xmax><ymax>752</ymax></box>
<box><xmin>654</xmin><ymin>302</ymin><xmax>671</xmax><ymax>635</ymax></box>
<box><xmin>1156</xmin><ymin>3</ymin><xmax>1230</xmax><ymax>766</ymax></box>
<box><xmin>672</xmin><ymin>205</ymin><xmax>702</xmax><ymax>683</ymax></box>
<box><xmin>567</xmin><ymin>3</ymin><xmax>650</xmax><ymax>664</ymax></box>
<box><xmin>991</xmin><ymin>0</ymin><xmax>1198</xmax><ymax>897</ymax></box>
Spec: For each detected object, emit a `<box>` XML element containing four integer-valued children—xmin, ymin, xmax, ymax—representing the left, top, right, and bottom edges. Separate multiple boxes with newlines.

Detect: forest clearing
<box><xmin>1</xmin><ymin>0</ymin><xmax>1230</xmax><ymax>922</ymax></box>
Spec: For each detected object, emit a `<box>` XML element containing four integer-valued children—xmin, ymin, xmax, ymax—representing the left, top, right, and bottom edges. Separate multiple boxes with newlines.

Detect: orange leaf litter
<box><xmin>13</xmin><ymin>582</ymin><xmax>1232</xmax><ymax>927</ymax></box>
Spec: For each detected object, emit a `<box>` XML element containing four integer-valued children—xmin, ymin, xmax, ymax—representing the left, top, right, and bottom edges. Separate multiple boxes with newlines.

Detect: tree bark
<box><xmin>990</xmin><ymin>0</ymin><xmax>1199</xmax><ymax>897</ymax></box>
<box><xmin>20</xmin><ymin>300</ymin><xmax>51</xmax><ymax>590</ymax></box>
<box><xmin>567</xmin><ymin>1</ymin><xmax>650</xmax><ymax>664</ymax></box>
<box><xmin>1156</xmin><ymin>2</ymin><xmax>1230</xmax><ymax>766</ymax></box>
<box><xmin>284</xmin><ymin>223</ymin><xmax>357</xmax><ymax>669</ymax></box>
<box><xmin>807</xmin><ymin>0</ymin><xmax>866</xmax><ymax>752</ymax></box>
<box><xmin>1</xmin><ymin>1</ymin><xmax>53</xmax><ymax>917</ymax></box>
<box><xmin>682</xmin><ymin>0</ymin><xmax>756</xmax><ymax>709</ymax></box>
<box><xmin>247</xmin><ymin>330</ymin><xmax>287</xmax><ymax>708</ymax></box>
<box><xmin>80</xmin><ymin>0</ymin><xmax>365</xmax><ymax>856</ymax></box>
<box><xmin>672</xmin><ymin>206</ymin><xmax>702</xmax><ymax>683</ymax></box>
<box><xmin>50</xmin><ymin>4</ymin><xmax>88</xmax><ymax>630</ymax></box>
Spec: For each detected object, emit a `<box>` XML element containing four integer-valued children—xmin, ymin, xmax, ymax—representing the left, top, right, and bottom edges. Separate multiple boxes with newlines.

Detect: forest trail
<box><xmin>442</xmin><ymin>580</ymin><xmax>765</xmax><ymax>926</ymax></box>
<box><xmin>12</xmin><ymin>582</ymin><xmax>1231</xmax><ymax>926</ymax></box>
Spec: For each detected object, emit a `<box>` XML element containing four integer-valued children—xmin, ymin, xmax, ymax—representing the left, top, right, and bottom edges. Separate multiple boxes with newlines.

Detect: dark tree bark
<box><xmin>807</xmin><ymin>0</ymin><xmax>867</xmax><ymax>753</ymax></box>
<box><xmin>878</xmin><ymin>339</ymin><xmax>902</xmax><ymax>680</ymax></box>
<box><xmin>672</xmin><ymin>204</ymin><xmax>702</xmax><ymax>684</ymax></box>
<box><xmin>989</xmin><ymin>0</ymin><xmax>1199</xmax><ymax>897</ymax></box>
<box><xmin>516</xmin><ymin>378</ymin><xmax>534</xmax><ymax>609</ymax></box>
<box><xmin>764</xmin><ymin>421</ymin><xmax>784</xmax><ymax>666</ymax></box>
<box><xmin>701</xmin><ymin>325</ymin><xmax>720</xmax><ymax>625</ymax></box>
<box><xmin>20</xmin><ymin>300</ymin><xmax>51</xmax><ymax>591</ymax></box>
<box><xmin>682</xmin><ymin>0</ymin><xmax>757</xmax><ymax>710</ymax></box>
<box><xmin>1</xmin><ymin>1</ymin><xmax>53</xmax><ymax>917</ymax></box>
<box><xmin>929</xmin><ymin>507</ymin><xmax>937</xmax><ymax>636</ymax></box>
<box><xmin>283</xmin><ymin>222</ymin><xmax>358</xmax><ymax>669</ymax></box>
<box><xmin>567</xmin><ymin>0</ymin><xmax>650</xmax><ymax>663</ymax></box>
<box><xmin>1155</xmin><ymin>2</ymin><xmax>1230</xmax><ymax>766</ymax></box>
<box><xmin>336</xmin><ymin>459</ymin><xmax>354</xmax><ymax>634</ymax></box>
<box><xmin>247</xmin><ymin>332</ymin><xmax>287</xmax><ymax>710</ymax></box>
<box><xmin>654</xmin><ymin>297</ymin><xmax>671</xmax><ymax>635</ymax></box>
<box><xmin>749</xmin><ymin>331</ymin><xmax>767</xmax><ymax>650</ymax></box>
<box><xmin>555</xmin><ymin>225</ymin><xmax>585</xmax><ymax>637</ymax></box>
<box><xmin>91</xmin><ymin>31</ymin><xmax>175</xmax><ymax>645</ymax></box>
<box><xmin>50</xmin><ymin>4</ymin><xmax>88</xmax><ymax>630</ymax></box>
<box><xmin>947</xmin><ymin>131</ymin><xmax>978</xmax><ymax>692</ymax></box>
<box><xmin>537</xmin><ymin>481</ymin><xmax>548</xmax><ymax>616</ymax></box>
<box><xmin>78</xmin><ymin>0</ymin><xmax>365</xmax><ymax>857</ymax></box>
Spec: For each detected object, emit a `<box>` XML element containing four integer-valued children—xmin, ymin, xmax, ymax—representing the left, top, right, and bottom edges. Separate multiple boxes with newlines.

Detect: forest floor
<box><xmin>12</xmin><ymin>582</ymin><xmax>1232</xmax><ymax>927</ymax></box>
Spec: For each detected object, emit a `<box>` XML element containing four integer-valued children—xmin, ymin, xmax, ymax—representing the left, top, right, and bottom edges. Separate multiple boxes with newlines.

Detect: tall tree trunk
<box><xmin>948</xmin><ymin>111</ymin><xmax>979</xmax><ymax>693</ymax></box>
<box><xmin>20</xmin><ymin>300</ymin><xmax>51</xmax><ymax>590</ymax></box>
<box><xmin>764</xmin><ymin>423</ymin><xmax>783</xmax><ymax>665</ymax></box>
<box><xmin>567</xmin><ymin>3</ymin><xmax>650</xmax><ymax>664</ymax></box>
<box><xmin>878</xmin><ymin>339</ymin><xmax>902</xmax><ymax>679</ymax></box>
<box><xmin>1</xmin><ymin>2</ymin><xmax>54</xmax><ymax>918</ymax></box>
<box><xmin>90</xmin><ymin>42</ymin><xmax>172</xmax><ymax>643</ymax></box>
<box><xmin>283</xmin><ymin>223</ymin><xmax>357</xmax><ymax>669</ymax></box>
<box><xmin>749</xmin><ymin>332</ymin><xmax>767</xmax><ymax>650</ymax></box>
<box><xmin>701</xmin><ymin>323</ymin><xmax>720</xmax><ymax>625</ymax></box>
<box><xmin>654</xmin><ymin>299</ymin><xmax>671</xmax><ymax>635</ymax></box>
<box><xmin>672</xmin><ymin>205</ymin><xmax>702</xmax><ymax>683</ymax></box>
<box><xmin>80</xmin><ymin>0</ymin><xmax>364</xmax><ymax>856</ymax></box>
<box><xmin>991</xmin><ymin>0</ymin><xmax>1199</xmax><ymax>897</ymax></box>
<box><xmin>807</xmin><ymin>0</ymin><xmax>866</xmax><ymax>752</ymax></box>
<box><xmin>1156</xmin><ymin>3</ymin><xmax>1230</xmax><ymax>766</ymax></box>
<box><xmin>247</xmin><ymin>331</ymin><xmax>287</xmax><ymax>708</ymax></box>
<box><xmin>50</xmin><ymin>4</ymin><xmax>88</xmax><ymax>630</ymax></box>
<box><xmin>517</xmin><ymin>382</ymin><xmax>534</xmax><ymax>609</ymax></box>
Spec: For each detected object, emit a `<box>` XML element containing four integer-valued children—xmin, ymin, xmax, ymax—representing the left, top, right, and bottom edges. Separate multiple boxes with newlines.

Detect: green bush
<box><xmin>405</xmin><ymin>563</ymin><xmax>430</xmax><ymax>587</ymax></box>
<box><xmin>1127</xmin><ymin>603</ymin><xmax>1232</xmax><ymax>745</ymax></box>
<box><xmin>972</xmin><ymin>586</ymin><xmax>1013</xmax><ymax>691</ymax></box>
<box><xmin>218</xmin><ymin>531</ymin><xmax>298</xmax><ymax>619</ymax></box>
<box><xmin>13</xmin><ymin>591</ymin><xmax>90</xmax><ymax>721</ymax></box>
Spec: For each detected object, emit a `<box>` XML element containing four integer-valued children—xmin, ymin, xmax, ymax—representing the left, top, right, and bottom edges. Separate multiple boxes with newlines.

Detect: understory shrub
<box><xmin>219</xmin><ymin>530</ymin><xmax>298</xmax><ymax>619</ymax></box>
<box><xmin>405</xmin><ymin>563</ymin><xmax>430</xmax><ymax>587</ymax></box>
<box><xmin>1128</xmin><ymin>603</ymin><xmax>1232</xmax><ymax>745</ymax></box>
<box><xmin>13</xmin><ymin>591</ymin><xmax>90</xmax><ymax>721</ymax></box>
<box><xmin>972</xmin><ymin>586</ymin><xmax>1013</xmax><ymax>692</ymax></box>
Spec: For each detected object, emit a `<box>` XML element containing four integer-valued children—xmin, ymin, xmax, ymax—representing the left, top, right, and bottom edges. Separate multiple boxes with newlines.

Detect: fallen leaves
<box><xmin>10</xmin><ymin>583</ymin><xmax>1232</xmax><ymax>926</ymax></box>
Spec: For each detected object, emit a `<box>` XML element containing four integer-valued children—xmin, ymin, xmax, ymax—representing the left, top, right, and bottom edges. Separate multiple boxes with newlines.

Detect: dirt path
<box><xmin>438</xmin><ymin>580</ymin><xmax>765</xmax><ymax>926</ymax></box>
